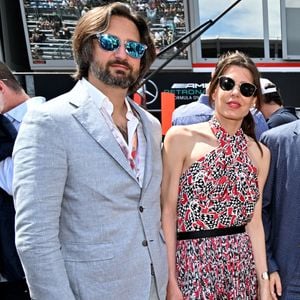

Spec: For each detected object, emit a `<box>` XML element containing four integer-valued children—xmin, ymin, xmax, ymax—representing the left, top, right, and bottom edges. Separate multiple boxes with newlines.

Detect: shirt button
<box><xmin>139</xmin><ymin>206</ymin><xmax>144</xmax><ymax>212</ymax></box>
<box><xmin>142</xmin><ymin>240</ymin><xmax>148</xmax><ymax>247</ymax></box>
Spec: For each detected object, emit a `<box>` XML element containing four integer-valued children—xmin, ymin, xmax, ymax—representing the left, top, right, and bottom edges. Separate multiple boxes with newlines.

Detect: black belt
<box><xmin>177</xmin><ymin>225</ymin><xmax>245</xmax><ymax>240</ymax></box>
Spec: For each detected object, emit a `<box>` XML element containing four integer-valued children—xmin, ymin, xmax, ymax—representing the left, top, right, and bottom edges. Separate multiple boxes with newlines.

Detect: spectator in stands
<box><xmin>81</xmin><ymin>6</ymin><xmax>89</xmax><ymax>16</ymax></box>
<box><xmin>68</xmin><ymin>0</ymin><xmax>76</xmax><ymax>9</ymax></box>
<box><xmin>160</xmin><ymin>15</ymin><xmax>167</xmax><ymax>27</ymax></box>
<box><xmin>166</xmin><ymin>29</ymin><xmax>174</xmax><ymax>44</ymax></box>
<box><xmin>13</xmin><ymin>3</ymin><xmax>167</xmax><ymax>300</ymax></box>
<box><xmin>260</xmin><ymin>119</ymin><xmax>300</xmax><ymax>298</ymax></box>
<box><xmin>47</xmin><ymin>0</ymin><xmax>54</xmax><ymax>8</ymax></box>
<box><xmin>52</xmin><ymin>27</ymin><xmax>61</xmax><ymax>39</ymax></box>
<box><xmin>30</xmin><ymin>28</ymin><xmax>40</xmax><ymax>43</ymax></box>
<box><xmin>30</xmin><ymin>28</ymin><xmax>46</xmax><ymax>43</ymax></box>
<box><xmin>53</xmin><ymin>18</ymin><xmax>62</xmax><ymax>32</ymax></box>
<box><xmin>146</xmin><ymin>0</ymin><xmax>158</xmax><ymax>24</ymax></box>
<box><xmin>173</xmin><ymin>13</ymin><xmax>183</xmax><ymax>28</ymax></box>
<box><xmin>260</xmin><ymin>77</ymin><xmax>298</xmax><ymax>128</ymax></box>
<box><xmin>61</xmin><ymin>0</ymin><xmax>69</xmax><ymax>8</ymax></box>
<box><xmin>80</xmin><ymin>0</ymin><xmax>88</xmax><ymax>7</ymax></box>
<box><xmin>153</xmin><ymin>30</ymin><xmax>164</xmax><ymax>50</ymax></box>
<box><xmin>32</xmin><ymin>44</ymin><xmax>43</xmax><ymax>60</ymax></box>
<box><xmin>61</xmin><ymin>24</ymin><xmax>72</xmax><ymax>39</ymax></box>
<box><xmin>0</xmin><ymin>61</ymin><xmax>45</xmax><ymax>300</ymax></box>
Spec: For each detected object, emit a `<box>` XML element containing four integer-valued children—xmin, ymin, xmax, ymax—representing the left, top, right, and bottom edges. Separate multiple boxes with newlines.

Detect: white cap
<box><xmin>260</xmin><ymin>78</ymin><xmax>277</xmax><ymax>95</ymax></box>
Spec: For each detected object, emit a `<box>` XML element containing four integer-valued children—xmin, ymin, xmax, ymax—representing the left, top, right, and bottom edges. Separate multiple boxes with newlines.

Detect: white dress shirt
<box><xmin>81</xmin><ymin>79</ymin><xmax>146</xmax><ymax>186</ymax></box>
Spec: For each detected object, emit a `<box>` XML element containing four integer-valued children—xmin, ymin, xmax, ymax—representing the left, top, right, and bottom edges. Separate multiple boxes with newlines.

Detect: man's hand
<box><xmin>270</xmin><ymin>271</ymin><xmax>282</xmax><ymax>299</ymax></box>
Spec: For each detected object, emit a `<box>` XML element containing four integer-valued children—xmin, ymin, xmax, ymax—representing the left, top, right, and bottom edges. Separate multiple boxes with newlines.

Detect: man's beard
<box><xmin>90</xmin><ymin>60</ymin><xmax>138</xmax><ymax>89</ymax></box>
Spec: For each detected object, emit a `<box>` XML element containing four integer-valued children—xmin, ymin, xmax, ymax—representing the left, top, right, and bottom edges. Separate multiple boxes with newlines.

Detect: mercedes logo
<box><xmin>136</xmin><ymin>79</ymin><xmax>159</xmax><ymax>105</ymax></box>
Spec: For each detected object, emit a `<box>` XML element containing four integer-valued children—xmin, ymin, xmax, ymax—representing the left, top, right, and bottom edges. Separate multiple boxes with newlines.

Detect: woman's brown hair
<box><xmin>208</xmin><ymin>51</ymin><xmax>263</xmax><ymax>154</ymax></box>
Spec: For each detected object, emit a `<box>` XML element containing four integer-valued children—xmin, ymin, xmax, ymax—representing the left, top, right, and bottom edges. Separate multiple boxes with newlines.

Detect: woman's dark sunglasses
<box><xmin>95</xmin><ymin>33</ymin><xmax>147</xmax><ymax>59</ymax></box>
<box><xmin>218</xmin><ymin>76</ymin><xmax>257</xmax><ymax>97</ymax></box>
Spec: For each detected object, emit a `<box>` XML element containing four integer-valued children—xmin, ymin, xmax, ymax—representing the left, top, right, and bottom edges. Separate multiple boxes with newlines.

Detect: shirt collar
<box><xmin>5</xmin><ymin>96</ymin><xmax>46</xmax><ymax>123</ymax></box>
<box><xmin>81</xmin><ymin>78</ymin><xmax>133</xmax><ymax>120</ymax></box>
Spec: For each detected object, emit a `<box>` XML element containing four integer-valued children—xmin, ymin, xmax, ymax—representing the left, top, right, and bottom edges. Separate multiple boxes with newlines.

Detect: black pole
<box><xmin>140</xmin><ymin>0</ymin><xmax>242</xmax><ymax>87</ymax></box>
<box><xmin>156</xmin><ymin>20</ymin><xmax>211</xmax><ymax>58</ymax></box>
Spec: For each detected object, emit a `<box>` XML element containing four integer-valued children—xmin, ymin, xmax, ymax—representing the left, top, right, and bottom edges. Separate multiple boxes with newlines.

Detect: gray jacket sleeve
<box><xmin>13</xmin><ymin>108</ymin><xmax>76</xmax><ymax>300</ymax></box>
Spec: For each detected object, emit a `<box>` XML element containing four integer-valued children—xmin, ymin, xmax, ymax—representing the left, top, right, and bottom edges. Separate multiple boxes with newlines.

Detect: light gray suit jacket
<box><xmin>13</xmin><ymin>81</ymin><xmax>168</xmax><ymax>300</ymax></box>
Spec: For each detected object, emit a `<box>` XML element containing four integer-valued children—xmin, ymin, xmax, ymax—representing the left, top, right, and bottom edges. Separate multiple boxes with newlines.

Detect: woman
<box><xmin>161</xmin><ymin>51</ymin><xmax>274</xmax><ymax>299</ymax></box>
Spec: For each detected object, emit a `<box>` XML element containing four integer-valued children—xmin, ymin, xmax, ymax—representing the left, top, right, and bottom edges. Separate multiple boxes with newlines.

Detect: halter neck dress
<box><xmin>176</xmin><ymin>116</ymin><xmax>260</xmax><ymax>299</ymax></box>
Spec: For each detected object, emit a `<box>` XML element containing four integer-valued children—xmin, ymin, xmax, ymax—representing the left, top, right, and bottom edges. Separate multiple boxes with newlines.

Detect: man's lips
<box><xmin>111</xmin><ymin>63</ymin><xmax>129</xmax><ymax>70</ymax></box>
<box><xmin>109</xmin><ymin>61</ymin><xmax>131</xmax><ymax>71</ymax></box>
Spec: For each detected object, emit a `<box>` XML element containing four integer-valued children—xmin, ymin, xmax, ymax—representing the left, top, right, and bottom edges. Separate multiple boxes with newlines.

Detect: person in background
<box><xmin>13</xmin><ymin>3</ymin><xmax>167</xmax><ymax>300</ymax></box>
<box><xmin>0</xmin><ymin>61</ymin><xmax>45</xmax><ymax>300</ymax></box>
<box><xmin>260</xmin><ymin>77</ymin><xmax>298</xmax><ymax>129</ymax></box>
<box><xmin>172</xmin><ymin>81</ymin><xmax>268</xmax><ymax>139</ymax></box>
<box><xmin>252</xmin><ymin>107</ymin><xmax>270</xmax><ymax>138</ymax></box>
<box><xmin>172</xmin><ymin>82</ymin><xmax>214</xmax><ymax>126</ymax></box>
<box><xmin>260</xmin><ymin>119</ymin><xmax>300</xmax><ymax>299</ymax></box>
<box><xmin>161</xmin><ymin>51</ymin><xmax>272</xmax><ymax>299</ymax></box>
<box><xmin>146</xmin><ymin>0</ymin><xmax>157</xmax><ymax>24</ymax></box>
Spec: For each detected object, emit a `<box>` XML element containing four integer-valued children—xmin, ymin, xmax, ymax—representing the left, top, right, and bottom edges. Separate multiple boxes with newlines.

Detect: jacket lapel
<box><xmin>293</xmin><ymin>120</ymin><xmax>300</xmax><ymax>135</ymax></box>
<box><xmin>68</xmin><ymin>82</ymin><xmax>139</xmax><ymax>182</ymax></box>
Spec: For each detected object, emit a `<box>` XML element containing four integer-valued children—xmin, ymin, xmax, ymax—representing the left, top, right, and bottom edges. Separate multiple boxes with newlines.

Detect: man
<box><xmin>260</xmin><ymin>77</ymin><xmax>298</xmax><ymax>129</ymax></box>
<box><xmin>260</xmin><ymin>120</ymin><xmax>300</xmax><ymax>298</ymax></box>
<box><xmin>172</xmin><ymin>83</ymin><xmax>214</xmax><ymax>126</ymax></box>
<box><xmin>172</xmin><ymin>82</ymin><xmax>268</xmax><ymax>139</ymax></box>
<box><xmin>13</xmin><ymin>3</ymin><xmax>167</xmax><ymax>300</ymax></box>
<box><xmin>0</xmin><ymin>62</ymin><xmax>45</xmax><ymax>299</ymax></box>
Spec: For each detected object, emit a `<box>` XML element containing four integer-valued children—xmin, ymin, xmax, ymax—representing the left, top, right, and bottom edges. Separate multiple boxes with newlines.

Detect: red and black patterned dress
<box><xmin>176</xmin><ymin>116</ymin><xmax>259</xmax><ymax>299</ymax></box>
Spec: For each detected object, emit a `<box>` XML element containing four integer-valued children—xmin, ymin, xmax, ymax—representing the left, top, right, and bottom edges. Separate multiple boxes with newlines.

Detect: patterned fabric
<box><xmin>99</xmin><ymin>103</ymin><xmax>142</xmax><ymax>184</ymax></box>
<box><xmin>176</xmin><ymin>116</ymin><xmax>259</xmax><ymax>299</ymax></box>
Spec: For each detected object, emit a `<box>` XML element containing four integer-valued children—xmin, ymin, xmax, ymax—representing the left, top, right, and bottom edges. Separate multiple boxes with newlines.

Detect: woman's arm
<box><xmin>161</xmin><ymin>126</ymin><xmax>187</xmax><ymax>300</ymax></box>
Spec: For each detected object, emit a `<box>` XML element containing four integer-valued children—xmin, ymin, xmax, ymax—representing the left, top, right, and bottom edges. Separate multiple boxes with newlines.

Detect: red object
<box><xmin>161</xmin><ymin>92</ymin><xmax>175</xmax><ymax>135</ymax></box>
<box><xmin>133</xmin><ymin>93</ymin><xmax>142</xmax><ymax>105</ymax></box>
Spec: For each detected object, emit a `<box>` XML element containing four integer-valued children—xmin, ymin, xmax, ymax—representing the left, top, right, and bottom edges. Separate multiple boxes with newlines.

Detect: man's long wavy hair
<box><xmin>208</xmin><ymin>51</ymin><xmax>263</xmax><ymax>154</ymax></box>
<box><xmin>72</xmin><ymin>2</ymin><xmax>156</xmax><ymax>95</ymax></box>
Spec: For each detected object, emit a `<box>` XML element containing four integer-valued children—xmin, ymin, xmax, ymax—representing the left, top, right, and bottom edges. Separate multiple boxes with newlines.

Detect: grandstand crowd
<box><xmin>23</xmin><ymin>0</ymin><xmax>188</xmax><ymax>61</ymax></box>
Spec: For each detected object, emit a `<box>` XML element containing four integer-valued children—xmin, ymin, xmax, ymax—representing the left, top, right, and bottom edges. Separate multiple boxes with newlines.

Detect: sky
<box><xmin>197</xmin><ymin>0</ymin><xmax>281</xmax><ymax>39</ymax></box>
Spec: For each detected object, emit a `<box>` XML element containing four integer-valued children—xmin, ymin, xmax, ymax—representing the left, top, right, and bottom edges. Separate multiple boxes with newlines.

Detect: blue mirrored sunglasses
<box><xmin>95</xmin><ymin>33</ymin><xmax>147</xmax><ymax>59</ymax></box>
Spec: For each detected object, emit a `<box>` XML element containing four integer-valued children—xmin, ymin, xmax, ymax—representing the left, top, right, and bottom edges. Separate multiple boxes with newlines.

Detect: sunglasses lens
<box><xmin>99</xmin><ymin>34</ymin><xmax>119</xmax><ymax>51</ymax></box>
<box><xmin>126</xmin><ymin>41</ymin><xmax>147</xmax><ymax>59</ymax></box>
<box><xmin>219</xmin><ymin>76</ymin><xmax>235</xmax><ymax>91</ymax></box>
<box><xmin>219</xmin><ymin>76</ymin><xmax>256</xmax><ymax>97</ymax></box>
<box><xmin>97</xmin><ymin>34</ymin><xmax>146</xmax><ymax>59</ymax></box>
<box><xmin>240</xmin><ymin>83</ymin><xmax>256</xmax><ymax>97</ymax></box>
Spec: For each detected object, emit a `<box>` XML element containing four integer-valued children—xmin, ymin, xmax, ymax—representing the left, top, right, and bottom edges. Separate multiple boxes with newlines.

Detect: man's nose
<box><xmin>114</xmin><ymin>43</ymin><xmax>128</xmax><ymax>59</ymax></box>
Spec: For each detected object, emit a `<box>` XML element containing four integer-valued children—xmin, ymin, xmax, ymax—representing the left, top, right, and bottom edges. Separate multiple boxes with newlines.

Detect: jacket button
<box><xmin>142</xmin><ymin>240</ymin><xmax>148</xmax><ymax>247</ymax></box>
<box><xmin>139</xmin><ymin>206</ymin><xmax>144</xmax><ymax>212</ymax></box>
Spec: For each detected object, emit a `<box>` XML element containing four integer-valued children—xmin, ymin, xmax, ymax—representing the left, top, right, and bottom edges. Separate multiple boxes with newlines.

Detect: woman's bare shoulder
<box><xmin>247</xmin><ymin>137</ymin><xmax>271</xmax><ymax>171</ymax></box>
<box><xmin>247</xmin><ymin>137</ymin><xmax>270</xmax><ymax>155</ymax></box>
<box><xmin>165</xmin><ymin>122</ymin><xmax>209</xmax><ymax>142</ymax></box>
